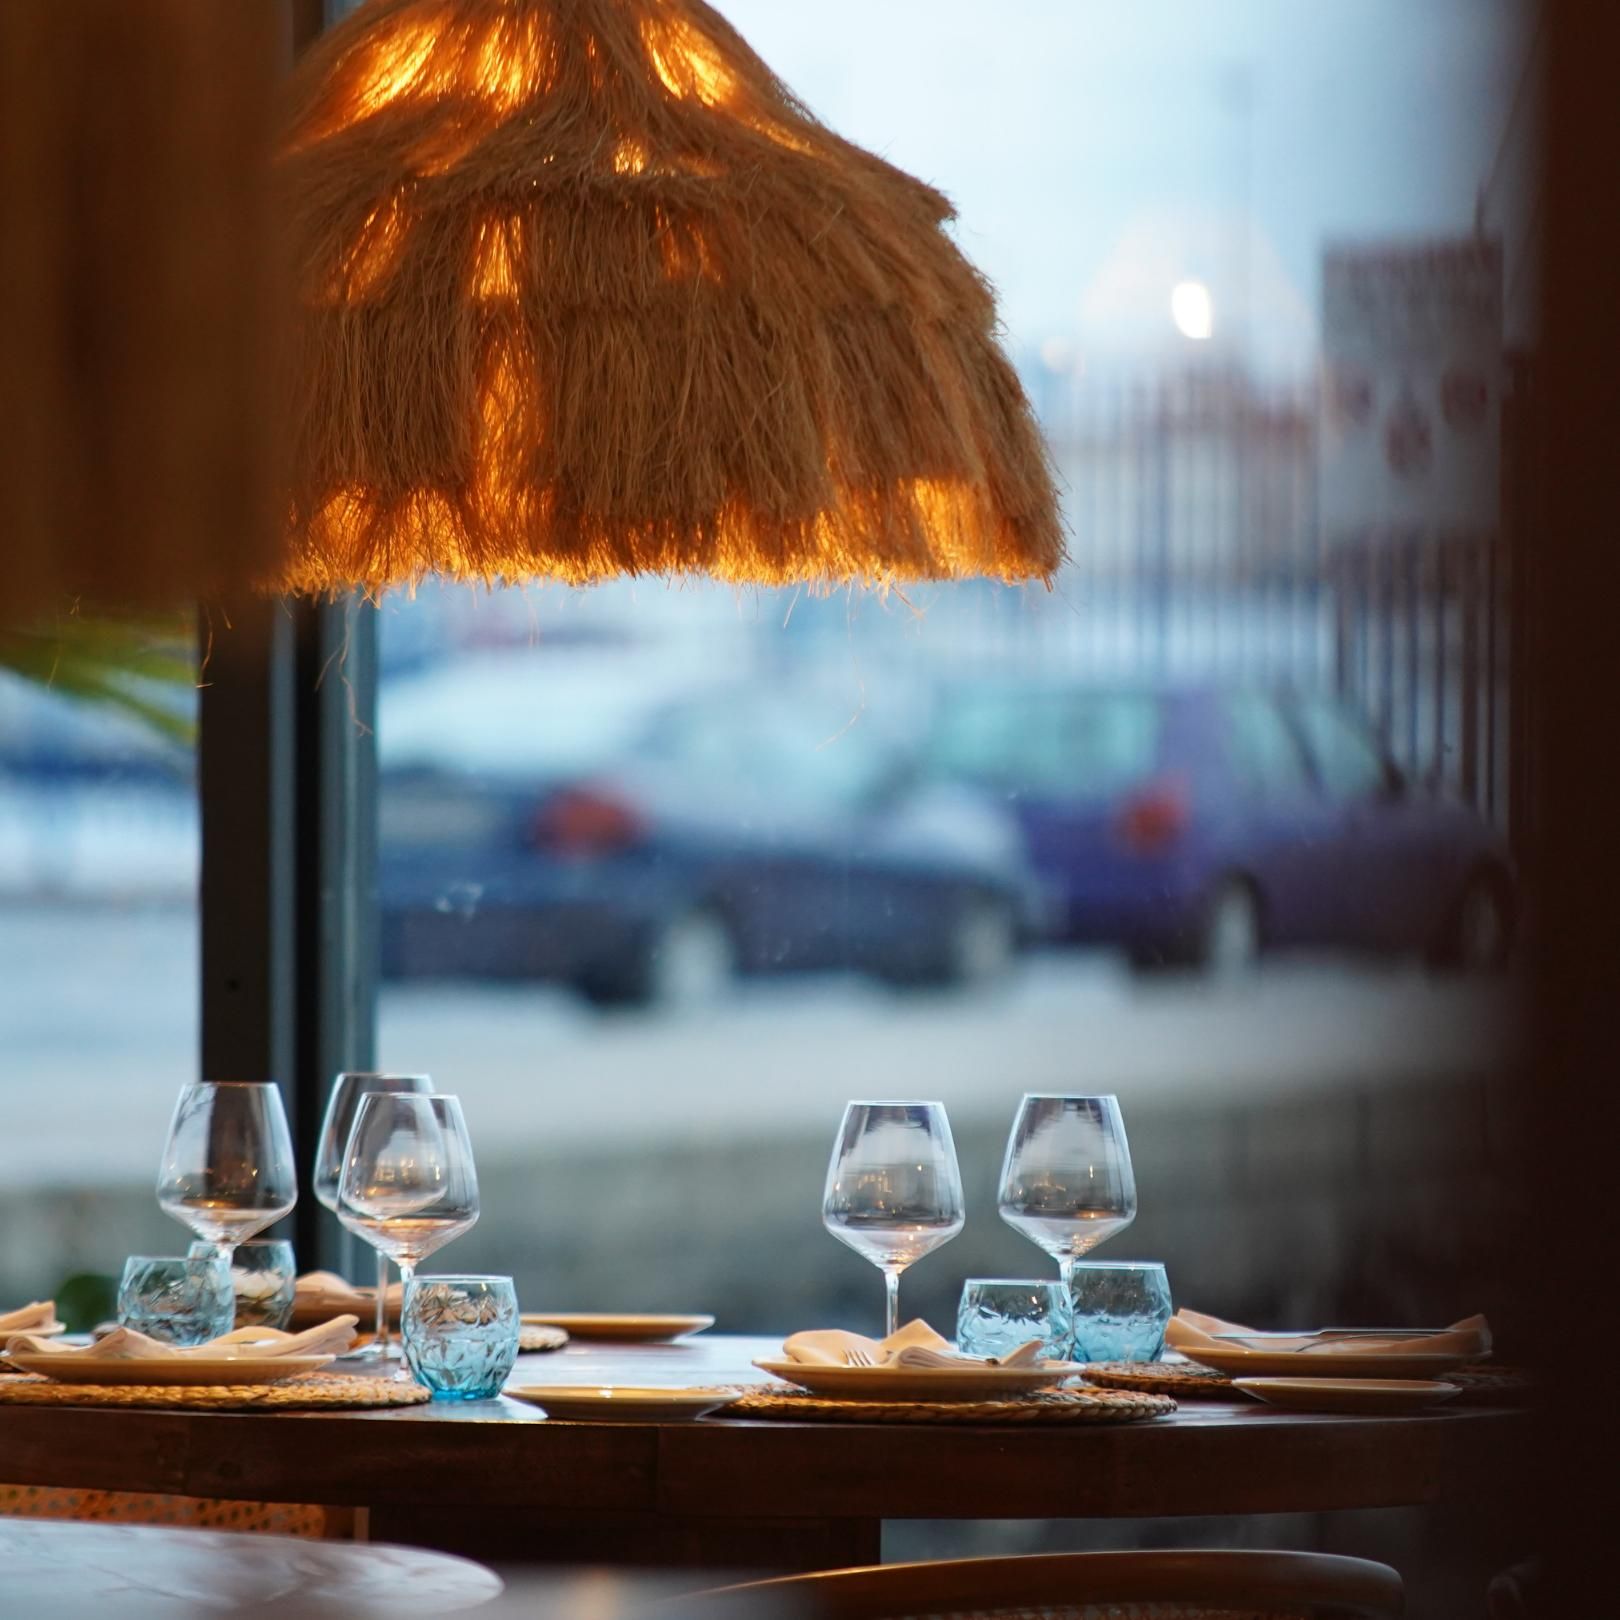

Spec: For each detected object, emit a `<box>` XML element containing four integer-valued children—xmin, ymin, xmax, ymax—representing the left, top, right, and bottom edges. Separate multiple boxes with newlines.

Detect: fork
<box><xmin>843</xmin><ymin>1347</ymin><xmax>877</xmax><ymax>1367</ymax></box>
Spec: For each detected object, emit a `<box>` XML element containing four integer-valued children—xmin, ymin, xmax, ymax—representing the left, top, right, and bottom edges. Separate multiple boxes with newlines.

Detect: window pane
<box><xmin>1226</xmin><ymin>695</ymin><xmax>1311</xmax><ymax>795</ymax></box>
<box><xmin>1294</xmin><ymin>697</ymin><xmax>1388</xmax><ymax>799</ymax></box>
<box><xmin>365</xmin><ymin>7</ymin><xmax>1528</xmax><ymax>1509</ymax></box>
<box><xmin>0</xmin><ymin>625</ymin><xmax>198</xmax><ymax>1326</ymax></box>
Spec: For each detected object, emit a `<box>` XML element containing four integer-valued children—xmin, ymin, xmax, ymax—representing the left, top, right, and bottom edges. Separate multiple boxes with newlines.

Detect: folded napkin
<box><xmin>0</xmin><ymin>1301</ymin><xmax>61</xmax><ymax>1336</ymax></box>
<box><xmin>783</xmin><ymin>1319</ymin><xmax>1047</xmax><ymax>1370</ymax></box>
<box><xmin>8</xmin><ymin>1315</ymin><xmax>359</xmax><ymax>1361</ymax></box>
<box><xmin>291</xmin><ymin>1271</ymin><xmax>402</xmax><ymax>1329</ymax></box>
<box><xmin>1165</xmin><ymin>1308</ymin><xmax>1492</xmax><ymax>1361</ymax></box>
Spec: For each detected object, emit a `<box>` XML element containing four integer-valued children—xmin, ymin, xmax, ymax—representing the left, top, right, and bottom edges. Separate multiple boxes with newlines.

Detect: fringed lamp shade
<box><xmin>276</xmin><ymin>0</ymin><xmax>1065</xmax><ymax>592</ymax></box>
<box><xmin>0</xmin><ymin>1</ymin><xmax>280</xmax><ymax>625</ymax></box>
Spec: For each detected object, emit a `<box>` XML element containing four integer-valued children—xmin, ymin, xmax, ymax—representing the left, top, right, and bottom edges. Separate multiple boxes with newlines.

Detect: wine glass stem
<box><xmin>394</xmin><ymin>1262</ymin><xmax>416</xmax><ymax>1379</ymax></box>
<box><xmin>1058</xmin><ymin>1257</ymin><xmax>1077</xmax><ymax>1360</ymax></box>
<box><xmin>374</xmin><ymin>1251</ymin><xmax>391</xmax><ymax>1360</ymax></box>
<box><xmin>884</xmin><ymin>1269</ymin><xmax>901</xmax><ymax>1340</ymax></box>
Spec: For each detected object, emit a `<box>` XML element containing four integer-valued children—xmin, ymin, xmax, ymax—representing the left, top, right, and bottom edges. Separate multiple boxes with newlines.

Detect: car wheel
<box><xmin>644</xmin><ymin>909</ymin><xmax>737</xmax><ymax>1008</ymax></box>
<box><xmin>579</xmin><ymin>909</ymin><xmax>736</xmax><ymax>1010</ymax></box>
<box><xmin>1195</xmin><ymin>879</ymin><xmax>1262</xmax><ymax>977</ymax></box>
<box><xmin>942</xmin><ymin>895</ymin><xmax>1018</xmax><ymax>988</ymax></box>
<box><xmin>1437</xmin><ymin>871</ymin><xmax>1514</xmax><ymax>972</ymax></box>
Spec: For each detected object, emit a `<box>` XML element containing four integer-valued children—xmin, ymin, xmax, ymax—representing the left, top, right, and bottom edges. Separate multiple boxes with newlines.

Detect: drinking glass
<box><xmin>997</xmin><ymin>1094</ymin><xmax>1136</xmax><ymax>1302</ymax></box>
<box><xmin>1069</xmin><ymin>1261</ymin><xmax>1173</xmax><ymax>1362</ymax></box>
<box><xmin>156</xmin><ymin>1082</ymin><xmax>297</xmax><ymax>1264</ymax></box>
<box><xmin>193</xmin><ymin>1239</ymin><xmax>296</xmax><ymax>1332</ymax></box>
<box><xmin>118</xmin><ymin>1255</ymin><xmax>235</xmax><ymax>1346</ymax></box>
<box><xmin>956</xmin><ymin>1278</ymin><xmax>1073</xmax><ymax>1362</ymax></box>
<box><xmin>314</xmin><ymin>1072</ymin><xmax>435</xmax><ymax>1359</ymax></box>
<box><xmin>338</xmin><ymin>1092</ymin><xmax>480</xmax><ymax>1376</ymax></box>
<box><xmin>401</xmin><ymin>1275</ymin><xmax>520</xmax><ymax>1400</ymax></box>
<box><xmin>822</xmin><ymin>1101</ymin><xmax>964</xmax><ymax>1338</ymax></box>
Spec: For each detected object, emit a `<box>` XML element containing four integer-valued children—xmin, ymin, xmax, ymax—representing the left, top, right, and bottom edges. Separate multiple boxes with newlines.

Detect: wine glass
<box><xmin>822</xmin><ymin>1101</ymin><xmax>964</xmax><ymax>1338</ymax></box>
<box><xmin>157</xmin><ymin>1082</ymin><xmax>297</xmax><ymax>1264</ymax></box>
<box><xmin>338</xmin><ymin>1093</ymin><xmax>480</xmax><ymax>1374</ymax></box>
<box><xmin>315</xmin><ymin>1072</ymin><xmax>435</xmax><ymax>1360</ymax></box>
<box><xmin>997</xmin><ymin>1094</ymin><xmax>1137</xmax><ymax>1309</ymax></box>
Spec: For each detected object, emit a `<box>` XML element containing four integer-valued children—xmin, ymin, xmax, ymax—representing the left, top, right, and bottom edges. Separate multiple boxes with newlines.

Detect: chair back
<box><xmin>681</xmin><ymin>1549</ymin><xmax>1404</xmax><ymax>1620</ymax></box>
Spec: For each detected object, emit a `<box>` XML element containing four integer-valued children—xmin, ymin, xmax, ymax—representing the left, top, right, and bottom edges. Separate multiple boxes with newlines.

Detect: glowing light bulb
<box><xmin>1170</xmin><ymin>281</ymin><xmax>1214</xmax><ymax>341</ymax></box>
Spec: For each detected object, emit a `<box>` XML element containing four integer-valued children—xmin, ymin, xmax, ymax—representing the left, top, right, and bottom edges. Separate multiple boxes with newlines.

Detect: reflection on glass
<box><xmin>998</xmin><ymin>1094</ymin><xmax>1137</xmax><ymax>1299</ymax></box>
<box><xmin>156</xmin><ymin>1082</ymin><xmax>297</xmax><ymax>1263</ymax></box>
<box><xmin>823</xmin><ymin>1101</ymin><xmax>964</xmax><ymax>1337</ymax></box>
<box><xmin>315</xmin><ymin>1071</ymin><xmax>435</xmax><ymax>1360</ymax></box>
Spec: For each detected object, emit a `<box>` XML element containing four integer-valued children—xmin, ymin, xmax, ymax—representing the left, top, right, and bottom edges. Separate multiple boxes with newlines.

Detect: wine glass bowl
<box><xmin>315</xmin><ymin>1072</ymin><xmax>436</xmax><ymax>1360</ymax></box>
<box><xmin>997</xmin><ymin>1094</ymin><xmax>1136</xmax><ymax>1297</ymax></box>
<box><xmin>156</xmin><ymin>1082</ymin><xmax>297</xmax><ymax>1259</ymax></box>
<box><xmin>822</xmin><ymin>1101</ymin><xmax>964</xmax><ymax>1337</ymax></box>
<box><xmin>338</xmin><ymin>1093</ymin><xmax>480</xmax><ymax>1309</ymax></box>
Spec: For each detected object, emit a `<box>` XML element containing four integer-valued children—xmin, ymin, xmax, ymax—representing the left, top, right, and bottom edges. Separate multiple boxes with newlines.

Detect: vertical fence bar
<box><xmin>1459</xmin><ymin>536</ymin><xmax>1482</xmax><ymax>809</ymax></box>
<box><xmin>1432</xmin><ymin>537</ymin><xmax>1449</xmax><ymax>791</ymax></box>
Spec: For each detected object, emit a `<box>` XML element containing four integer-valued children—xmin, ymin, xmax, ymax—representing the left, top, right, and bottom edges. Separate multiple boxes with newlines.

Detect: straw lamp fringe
<box><xmin>275</xmin><ymin>0</ymin><xmax>1065</xmax><ymax>593</ymax></box>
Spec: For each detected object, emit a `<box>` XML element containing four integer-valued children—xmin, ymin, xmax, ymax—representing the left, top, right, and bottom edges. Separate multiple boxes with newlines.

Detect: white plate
<box><xmin>5</xmin><ymin>1351</ymin><xmax>336</xmax><ymax>1386</ymax></box>
<box><xmin>505</xmin><ymin>1385</ymin><xmax>739</xmax><ymax>1421</ymax></box>
<box><xmin>1233</xmin><ymin>1377</ymin><xmax>1462</xmax><ymax>1415</ymax></box>
<box><xmin>518</xmin><ymin>1313</ymin><xmax>714</xmax><ymax>1343</ymax></box>
<box><xmin>1183</xmin><ymin>1344</ymin><xmax>1473</xmax><ymax>1380</ymax></box>
<box><xmin>753</xmin><ymin>1358</ymin><xmax>1085</xmax><ymax>1401</ymax></box>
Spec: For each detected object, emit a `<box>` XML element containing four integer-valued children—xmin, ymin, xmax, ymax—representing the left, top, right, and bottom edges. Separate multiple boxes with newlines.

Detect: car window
<box><xmin>926</xmin><ymin>692</ymin><xmax>1160</xmax><ymax>797</ymax></box>
<box><xmin>639</xmin><ymin>694</ymin><xmax>887</xmax><ymax>809</ymax></box>
<box><xmin>1294</xmin><ymin>699</ymin><xmax>1388</xmax><ymax>800</ymax></box>
<box><xmin>1225</xmin><ymin>696</ymin><xmax>1312</xmax><ymax>797</ymax></box>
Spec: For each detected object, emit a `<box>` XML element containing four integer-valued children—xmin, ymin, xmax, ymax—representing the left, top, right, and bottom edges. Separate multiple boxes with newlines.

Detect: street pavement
<box><xmin>0</xmin><ymin>903</ymin><xmax>1521</xmax><ymax>1188</ymax></box>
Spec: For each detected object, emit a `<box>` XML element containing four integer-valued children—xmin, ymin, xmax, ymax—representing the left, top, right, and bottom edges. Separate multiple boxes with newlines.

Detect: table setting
<box><xmin>0</xmin><ymin>1076</ymin><xmax>1527</xmax><ymax>1429</ymax></box>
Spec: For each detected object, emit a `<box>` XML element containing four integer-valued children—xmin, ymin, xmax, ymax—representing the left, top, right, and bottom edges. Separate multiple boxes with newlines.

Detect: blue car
<box><xmin>919</xmin><ymin>681</ymin><xmax>1516</xmax><ymax>972</ymax></box>
<box><xmin>379</xmin><ymin>682</ymin><xmax>1039</xmax><ymax>1006</ymax></box>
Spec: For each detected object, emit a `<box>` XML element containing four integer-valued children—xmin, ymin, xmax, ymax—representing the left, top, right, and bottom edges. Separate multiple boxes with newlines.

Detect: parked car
<box><xmin>378</xmin><ymin>673</ymin><xmax>1040</xmax><ymax>1006</ymax></box>
<box><xmin>918</xmin><ymin>680</ymin><xmax>1516</xmax><ymax>973</ymax></box>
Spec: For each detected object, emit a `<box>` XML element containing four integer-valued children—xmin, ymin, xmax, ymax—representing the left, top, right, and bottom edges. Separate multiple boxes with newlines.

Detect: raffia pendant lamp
<box><xmin>276</xmin><ymin>0</ymin><xmax>1065</xmax><ymax>593</ymax></box>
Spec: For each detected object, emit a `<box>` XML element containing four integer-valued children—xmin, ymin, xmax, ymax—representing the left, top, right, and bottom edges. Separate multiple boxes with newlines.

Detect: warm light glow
<box><xmin>641</xmin><ymin>15</ymin><xmax>735</xmax><ymax>106</ymax></box>
<box><xmin>351</xmin><ymin>19</ymin><xmax>440</xmax><ymax>121</ymax></box>
<box><xmin>1170</xmin><ymin>280</ymin><xmax>1214</xmax><ymax>341</ymax></box>
<box><xmin>471</xmin><ymin>218</ymin><xmax>521</xmax><ymax>300</ymax></box>
<box><xmin>332</xmin><ymin>195</ymin><xmax>410</xmax><ymax>302</ymax></box>
<box><xmin>612</xmin><ymin>138</ymin><xmax>649</xmax><ymax>175</ymax></box>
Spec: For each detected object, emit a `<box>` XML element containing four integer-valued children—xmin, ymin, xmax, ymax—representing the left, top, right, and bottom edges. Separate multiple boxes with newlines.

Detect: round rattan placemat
<box><xmin>1085</xmin><ymin>1359</ymin><xmax>1535</xmax><ymax>1407</ymax></box>
<box><xmin>518</xmin><ymin>1324</ymin><xmax>567</xmax><ymax>1353</ymax></box>
<box><xmin>0</xmin><ymin>1374</ymin><xmax>431</xmax><ymax>1412</ymax></box>
<box><xmin>1081</xmin><ymin>1361</ymin><xmax>1239</xmax><ymax>1398</ymax></box>
<box><xmin>723</xmin><ymin>1385</ymin><xmax>1175</xmax><ymax>1424</ymax></box>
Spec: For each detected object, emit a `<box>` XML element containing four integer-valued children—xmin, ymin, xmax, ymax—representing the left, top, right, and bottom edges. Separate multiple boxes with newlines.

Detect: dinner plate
<box><xmin>752</xmin><ymin>1358</ymin><xmax>1085</xmax><ymax>1401</ymax></box>
<box><xmin>4</xmin><ymin>1351</ymin><xmax>336</xmax><ymax>1386</ymax></box>
<box><xmin>505</xmin><ymin>1385</ymin><xmax>738</xmax><ymax>1421</ymax></box>
<box><xmin>1233</xmin><ymin>1377</ymin><xmax>1461</xmax><ymax>1415</ymax></box>
<box><xmin>517</xmin><ymin>1313</ymin><xmax>714</xmax><ymax>1343</ymax></box>
<box><xmin>1182</xmin><ymin>1344</ymin><xmax>1473</xmax><ymax>1379</ymax></box>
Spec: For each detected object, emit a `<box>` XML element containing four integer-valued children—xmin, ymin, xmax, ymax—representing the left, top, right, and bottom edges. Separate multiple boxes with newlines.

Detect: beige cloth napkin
<box><xmin>8</xmin><ymin>1316</ymin><xmax>359</xmax><ymax>1361</ymax></box>
<box><xmin>0</xmin><ymin>1301</ymin><xmax>61</xmax><ymax>1336</ymax></box>
<box><xmin>1165</xmin><ymin>1308</ymin><xmax>1492</xmax><ymax>1360</ymax></box>
<box><xmin>783</xmin><ymin>1319</ymin><xmax>1046</xmax><ymax>1370</ymax></box>
<box><xmin>292</xmin><ymin>1271</ymin><xmax>402</xmax><ymax>1329</ymax></box>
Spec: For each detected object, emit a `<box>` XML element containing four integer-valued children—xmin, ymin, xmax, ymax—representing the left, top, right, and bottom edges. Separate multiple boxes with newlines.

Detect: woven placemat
<box><xmin>1085</xmin><ymin>1359</ymin><xmax>1536</xmax><ymax>1407</ymax></box>
<box><xmin>723</xmin><ymin>1385</ymin><xmax>1175</xmax><ymax>1425</ymax></box>
<box><xmin>518</xmin><ymin>1323</ymin><xmax>567</xmax><ymax>1353</ymax></box>
<box><xmin>1081</xmin><ymin>1361</ymin><xmax>1240</xmax><ymax>1398</ymax></box>
<box><xmin>0</xmin><ymin>1374</ymin><xmax>431</xmax><ymax>1412</ymax></box>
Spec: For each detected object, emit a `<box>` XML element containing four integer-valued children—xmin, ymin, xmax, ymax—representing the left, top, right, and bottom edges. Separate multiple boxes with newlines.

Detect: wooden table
<box><xmin>0</xmin><ymin>1336</ymin><xmax>1531</xmax><ymax>1573</ymax></box>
